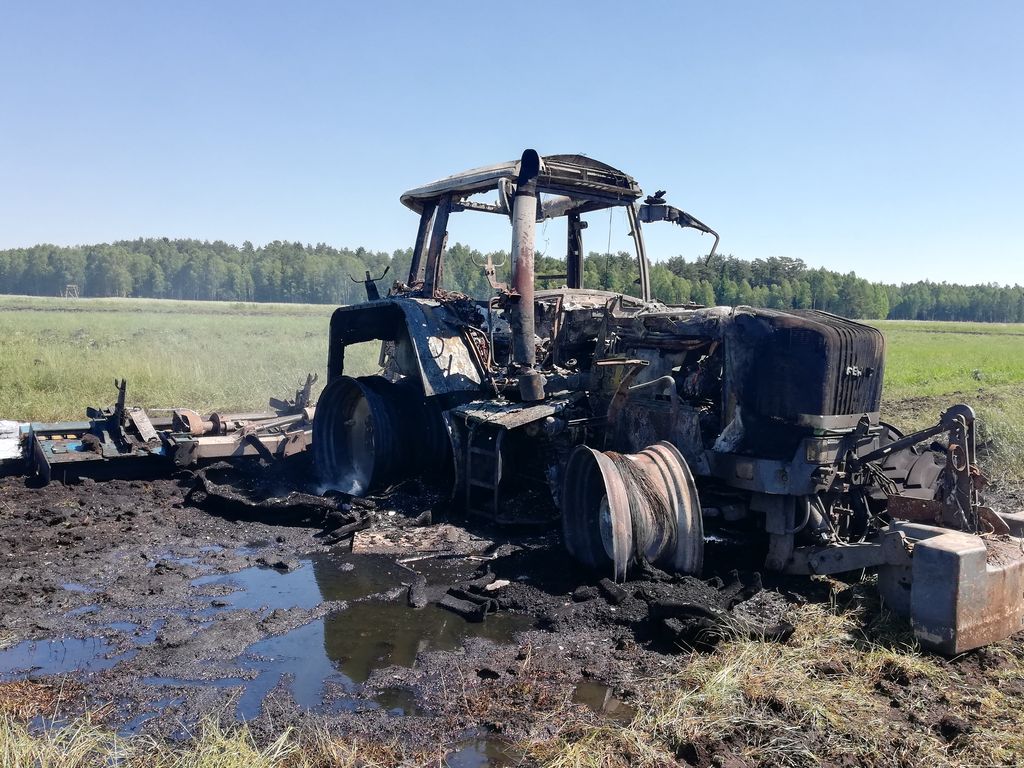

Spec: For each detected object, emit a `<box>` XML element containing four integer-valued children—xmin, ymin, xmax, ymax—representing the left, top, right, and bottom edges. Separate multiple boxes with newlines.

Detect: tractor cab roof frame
<box><xmin>400</xmin><ymin>154</ymin><xmax>643</xmax><ymax>214</ymax></box>
<box><xmin>402</xmin><ymin>154</ymin><xmax>652</xmax><ymax>301</ymax></box>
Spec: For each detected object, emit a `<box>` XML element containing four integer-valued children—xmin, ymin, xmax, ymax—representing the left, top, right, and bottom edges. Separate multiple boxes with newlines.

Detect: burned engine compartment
<box><xmin>312</xmin><ymin>150</ymin><xmax>1024</xmax><ymax>654</ymax></box>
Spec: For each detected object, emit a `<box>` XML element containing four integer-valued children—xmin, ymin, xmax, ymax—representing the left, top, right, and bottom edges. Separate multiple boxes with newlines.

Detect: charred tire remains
<box><xmin>313</xmin><ymin>375</ymin><xmax>449</xmax><ymax>496</ymax></box>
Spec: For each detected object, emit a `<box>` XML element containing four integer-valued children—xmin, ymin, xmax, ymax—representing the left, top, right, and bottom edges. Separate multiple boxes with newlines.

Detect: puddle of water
<box><xmin>312</xmin><ymin>552</ymin><xmax>411</xmax><ymax>602</ymax></box>
<box><xmin>180</xmin><ymin>552</ymin><xmax>531</xmax><ymax>718</ymax></box>
<box><xmin>572</xmin><ymin>680</ymin><xmax>636</xmax><ymax>724</ymax></box>
<box><xmin>0</xmin><ymin>618</ymin><xmax>167</xmax><ymax>682</ymax></box>
<box><xmin>191</xmin><ymin>565</ymin><xmax>320</xmax><ymax>613</ymax></box>
<box><xmin>319</xmin><ymin>552</ymin><xmax>531</xmax><ymax>685</ymax></box>
<box><xmin>444</xmin><ymin>734</ymin><xmax>523</xmax><ymax>768</ymax></box>
<box><xmin>105</xmin><ymin>622</ymin><xmax>141</xmax><ymax>634</ymax></box>
<box><xmin>238</xmin><ymin>619</ymin><xmax>344</xmax><ymax>716</ymax></box>
<box><xmin>141</xmin><ymin>620</ymin><xmax>357</xmax><ymax>721</ymax></box>
<box><xmin>104</xmin><ymin>620</ymin><xmax>163</xmax><ymax>645</ymax></box>
<box><xmin>61</xmin><ymin>582</ymin><xmax>97</xmax><ymax>594</ymax></box>
<box><xmin>225</xmin><ymin>598</ymin><xmax>529</xmax><ymax>719</ymax></box>
<box><xmin>66</xmin><ymin>604</ymin><xmax>100</xmax><ymax>617</ymax></box>
<box><xmin>140</xmin><ymin>620</ymin><xmax>164</xmax><ymax>642</ymax></box>
<box><xmin>0</xmin><ymin>636</ymin><xmax>127</xmax><ymax>681</ymax></box>
<box><xmin>190</xmin><ymin>552</ymin><xmax>406</xmax><ymax>613</ymax></box>
<box><xmin>372</xmin><ymin>686</ymin><xmax>423</xmax><ymax>716</ymax></box>
<box><xmin>322</xmin><ymin>600</ymin><xmax>531</xmax><ymax>684</ymax></box>
<box><xmin>11</xmin><ymin>551</ymin><xmax>532</xmax><ymax>727</ymax></box>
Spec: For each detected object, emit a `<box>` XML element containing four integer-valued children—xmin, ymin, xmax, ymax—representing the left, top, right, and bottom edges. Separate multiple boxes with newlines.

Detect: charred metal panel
<box><xmin>705</xmin><ymin>451</ymin><xmax>822</xmax><ymax>496</ymax></box>
<box><xmin>726</xmin><ymin>309</ymin><xmax>884</xmax><ymax>422</ymax></box>
<box><xmin>537</xmin><ymin>155</ymin><xmax>642</xmax><ymax>207</ymax></box>
<box><xmin>882</xmin><ymin>522</ymin><xmax>1024</xmax><ymax>654</ymax></box>
<box><xmin>408</xmin><ymin>200</ymin><xmax>437</xmax><ymax>285</ymax></box>
<box><xmin>326</xmin><ymin>297</ymin><xmax>483</xmax><ymax>397</ymax></box>
<box><xmin>400</xmin><ymin>153</ymin><xmax>641</xmax><ymax>216</ymax></box>
<box><xmin>614</xmin><ymin>397</ymin><xmax>711</xmax><ymax>476</ymax></box>
<box><xmin>422</xmin><ymin>196</ymin><xmax>452</xmax><ymax>296</ymax></box>
<box><xmin>453</xmin><ymin>398</ymin><xmax>575</xmax><ymax>430</ymax></box>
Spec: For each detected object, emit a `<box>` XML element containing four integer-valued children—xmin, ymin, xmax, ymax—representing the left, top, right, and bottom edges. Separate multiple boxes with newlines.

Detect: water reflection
<box><xmin>314</xmin><ymin>552</ymin><xmax>531</xmax><ymax>684</ymax></box>
<box><xmin>0</xmin><ymin>636</ymin><xmax>126</xmax><ymax>681</ymax></box>
<box><xmin>572</xmin><ymin>680</ymin><xmax>636</xmax><ymax>724</ymax></box>
<box><xmin>185</xmin><ymin>550</ymin><xmax>532</xmax><ymax>716</ymax></box>
<box><xmin>444</xmin><ymin>734</ymin><xmax>524</xmax><ymax>767</ymax></box>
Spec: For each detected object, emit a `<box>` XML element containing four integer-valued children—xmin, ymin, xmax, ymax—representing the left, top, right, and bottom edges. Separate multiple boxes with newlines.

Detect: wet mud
<box><xmin>0</xmin><ymin>468</ymin><xmax>802</xmax><ymax>762</ymax></box>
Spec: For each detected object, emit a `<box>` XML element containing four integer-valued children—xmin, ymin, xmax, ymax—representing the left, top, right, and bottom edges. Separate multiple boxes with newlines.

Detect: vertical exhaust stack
<box><xmin>510</xmin><ymin>149</ymin><xmax>545</xmax><ymax>402</ymax></box>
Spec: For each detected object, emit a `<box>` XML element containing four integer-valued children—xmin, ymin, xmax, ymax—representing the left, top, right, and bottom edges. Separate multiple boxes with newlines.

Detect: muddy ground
<box><xmin>0</xmin><ymin>460</ymin><xmax>1021</xmax><ymax>766</ymax></box>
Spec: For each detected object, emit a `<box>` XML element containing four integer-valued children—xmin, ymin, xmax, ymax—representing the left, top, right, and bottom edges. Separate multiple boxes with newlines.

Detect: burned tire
<box><xmin>312</xmin><ymin>375</ymin><xmax>449</xmax><ymax>495</ymax></box>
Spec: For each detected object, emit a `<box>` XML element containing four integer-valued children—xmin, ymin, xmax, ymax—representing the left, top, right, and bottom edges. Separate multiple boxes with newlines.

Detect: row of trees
<box><xmin>0</xmin><ymin>239</ymin><xmax>1021</xmax><ymax>322</ymax></box>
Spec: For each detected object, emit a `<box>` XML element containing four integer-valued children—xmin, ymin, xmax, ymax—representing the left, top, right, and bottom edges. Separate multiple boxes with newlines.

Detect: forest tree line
<box><xmin>0</xmin><ymin>238</ymin><xmax>1021</xmax><ymax>323</ymax></box>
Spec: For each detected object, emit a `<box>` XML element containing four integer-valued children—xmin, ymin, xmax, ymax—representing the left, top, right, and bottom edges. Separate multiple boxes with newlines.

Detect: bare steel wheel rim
<box><xmin>562</xmin><ymin>441</ymin><xmax>703</xmax><ymax>580</ymax></box>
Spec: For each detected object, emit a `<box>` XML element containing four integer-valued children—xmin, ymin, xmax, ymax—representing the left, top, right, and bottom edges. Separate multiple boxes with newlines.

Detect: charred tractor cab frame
<box><xmin>313</xmin><ymin>150</ymin><xmax>1024</xmax><ymax>654</ymax></box>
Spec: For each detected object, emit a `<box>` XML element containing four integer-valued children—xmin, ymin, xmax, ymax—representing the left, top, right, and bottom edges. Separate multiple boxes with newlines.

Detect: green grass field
<box><xmin>0</xmin><ymin>296</ymin><xmax>379</xmax><ymax>423</ymax></box>
<box><xmin>1</xmin><ymin>296</ymin><xmax>1022</xmax><ymax>480</ymax></box>
<box><xmin>875</xmin><ymin>320</ymin><xmax>1024</xmax><ymax>401</ymax></box>
<box><xmin>873</xmin><ymin>320</ymin><xmax>1024</xmax><ymax>480</ymax></box>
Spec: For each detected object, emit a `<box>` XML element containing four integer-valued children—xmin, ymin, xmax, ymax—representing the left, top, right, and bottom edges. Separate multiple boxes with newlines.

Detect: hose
<box><xmin>785</xmin><ymin>495</ymin><xmax>813</xmax><ymax>535</ymax></box>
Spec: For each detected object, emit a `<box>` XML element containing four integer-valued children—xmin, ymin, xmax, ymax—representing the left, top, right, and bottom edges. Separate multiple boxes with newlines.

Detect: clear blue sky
<box><xmin>1</xmin><ymin>1</ymin><xmax>1021</xmax><ymax>285</ymax></box>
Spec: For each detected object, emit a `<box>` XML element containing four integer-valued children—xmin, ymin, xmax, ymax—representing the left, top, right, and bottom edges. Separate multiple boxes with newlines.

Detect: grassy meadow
<box><xmin>873</xmin><ymin>319</ymin><xmax>1024</xmax><ymax>481</ymax></box>
<box><xmin>875</xmin><ymin>320</ymin><xmax>1024</xmax><ymax>403</ymax></box>
<box><xmin>0</xmin><ymin>296</ymin><xmax>379</xmax><ymax>422</ymax></box>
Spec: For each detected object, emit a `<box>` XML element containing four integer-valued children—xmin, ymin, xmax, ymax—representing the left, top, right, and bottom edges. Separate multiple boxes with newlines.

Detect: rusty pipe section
<box><xmin>509</xmin><ymin>149</ymin><xmax>545</xmax><ymax>402</ymax></box>
<box><xmin>172</xmin><ymin>409</ymin><xmax>280</xmax><ymax>437</ymax></box>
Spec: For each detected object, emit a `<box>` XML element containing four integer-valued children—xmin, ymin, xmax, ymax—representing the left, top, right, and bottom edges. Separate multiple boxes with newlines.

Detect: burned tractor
<box><xmin>313</xmin><ymin>150</ymin><xmax>1024</xmax><ymax>654</ymax></box>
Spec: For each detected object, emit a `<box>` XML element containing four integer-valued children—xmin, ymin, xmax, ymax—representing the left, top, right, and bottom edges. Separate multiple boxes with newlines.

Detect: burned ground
<box><xmin>1</xmin><ymin>465</ymin><xmax>1022</xmax><ymax>767</ymax></box>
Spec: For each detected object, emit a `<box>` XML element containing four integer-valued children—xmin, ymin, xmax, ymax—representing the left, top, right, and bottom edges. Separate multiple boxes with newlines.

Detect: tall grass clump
<box><xmin>524</xmin><ymin>594</ymin><xmax>1024</xmax><ymax>768</ymax></box>
<box><xmin>976</xmin><ymin>393</ymin><xmax>1024</xmax><ymax>484</ymax></box>
<box><xmin>0</xmin><ymin>715</ymin><xmax>435</xmax><ymax>768</ymax></box>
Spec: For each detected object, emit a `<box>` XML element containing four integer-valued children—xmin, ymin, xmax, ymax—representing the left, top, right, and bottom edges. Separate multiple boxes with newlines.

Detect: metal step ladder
<box><xmin>465</xmin><ymin>421</ymin><xmax>506</xmax><ymax>520</ymax></box>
